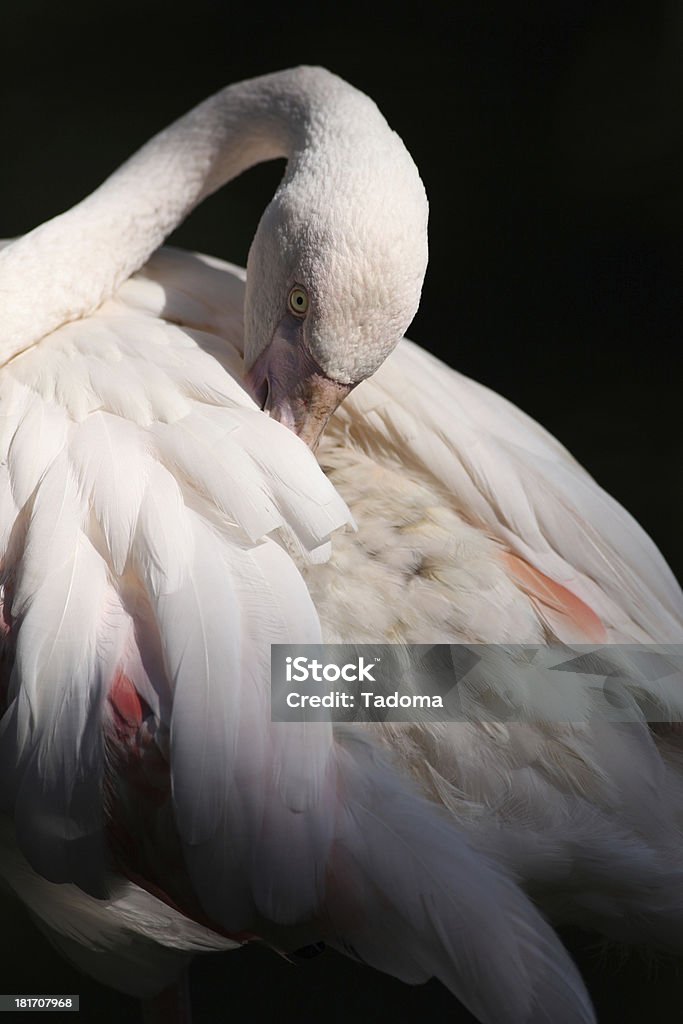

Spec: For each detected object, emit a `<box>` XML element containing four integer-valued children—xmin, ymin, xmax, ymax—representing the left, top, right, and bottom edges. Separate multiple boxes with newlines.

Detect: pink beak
<box><xmin>246</xmin><ymin>336</ymin><xmax>353</xmax><ymax>450</ymax></box>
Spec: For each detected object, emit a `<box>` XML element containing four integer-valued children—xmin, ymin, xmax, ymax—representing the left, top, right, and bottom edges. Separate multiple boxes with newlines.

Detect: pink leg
<box><xmin>142</xmin><ymin>973</ymin><xmax>192</xmax><ymax>1024</ymax></box>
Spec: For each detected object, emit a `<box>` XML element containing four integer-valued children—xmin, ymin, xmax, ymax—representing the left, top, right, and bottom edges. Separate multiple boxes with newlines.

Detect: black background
<box><xmin>1</xmin><ymin>1</ymin><xmax>682</xmax><ymax>1021</ymax></box>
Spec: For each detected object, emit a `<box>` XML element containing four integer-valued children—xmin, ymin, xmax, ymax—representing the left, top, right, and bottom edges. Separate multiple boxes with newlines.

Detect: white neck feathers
<box><xmin>0</xmin><ymin>67</ymin><xmax>359</xmax><ymax>364</ymax></box>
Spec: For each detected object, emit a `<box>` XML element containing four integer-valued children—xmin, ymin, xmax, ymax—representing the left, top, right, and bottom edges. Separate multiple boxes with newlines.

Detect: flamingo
<box><xmin>0</xmin><ymin>67</ymin><xmax>681</xmax><ymax>1024</ymax></box>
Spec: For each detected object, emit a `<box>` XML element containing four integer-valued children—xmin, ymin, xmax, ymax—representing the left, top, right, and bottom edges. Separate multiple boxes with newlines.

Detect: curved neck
<box><xmin>0</xmin><ymin>68</ymin><xmax>335</xmax><ymax>364</ymax></box>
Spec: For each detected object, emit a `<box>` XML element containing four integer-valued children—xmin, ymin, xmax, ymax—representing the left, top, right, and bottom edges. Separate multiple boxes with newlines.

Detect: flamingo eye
<box><xmin>288</xmin><ymin>286</ymin><xmax>309</xmax><ymax>317</ymax></box>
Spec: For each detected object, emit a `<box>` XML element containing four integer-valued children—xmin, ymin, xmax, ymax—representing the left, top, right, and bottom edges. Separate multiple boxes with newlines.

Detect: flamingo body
<box><xmin>1</xmin><ymin>70</ymin><xmax>682</xmax><ymax>1024</ymax></box>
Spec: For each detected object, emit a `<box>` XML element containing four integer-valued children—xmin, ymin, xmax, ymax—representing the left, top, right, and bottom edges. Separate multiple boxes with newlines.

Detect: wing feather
<box><xmin>339</xmin><ymin>340</ymin><xmax>682</xmax><ymax>641</ymax></box>
<box><xmin>0</xmin><ymin>455</ymin><xmax>110</xmax><ymax>892</ymax></box>
<box><xmin>0</xmin><ymin>258</ymin><xmax>351</xmax><ymax>915</ymax></box>
<box><xmin>69</xmin><ymin>412</ymin><xmax>150</xmax><ymax>575</ymax></box>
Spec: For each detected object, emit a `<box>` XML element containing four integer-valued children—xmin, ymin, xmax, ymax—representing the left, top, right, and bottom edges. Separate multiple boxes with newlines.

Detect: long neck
<box><xmin>0</xmin><ymin>68</ymin><xmax>333</xmax><ymax>364</ymax></box>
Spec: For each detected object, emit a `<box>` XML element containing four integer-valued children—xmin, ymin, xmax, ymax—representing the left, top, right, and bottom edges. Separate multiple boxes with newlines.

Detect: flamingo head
<box><xmin>244</xmin><ymin>112</ymin><xmax>428</xmax><ymax>450</ymax></box>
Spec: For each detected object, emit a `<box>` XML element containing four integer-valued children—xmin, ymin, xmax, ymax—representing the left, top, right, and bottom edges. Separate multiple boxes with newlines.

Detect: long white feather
<box><xmin>0</xmin><ymin>456</ymin><xmax>109</xmax><ymax>892</ymax></box>
<box><xmin>346</xmin><ymin>340</ymin><xmax>682</xmax><ymax>641</ymax></box>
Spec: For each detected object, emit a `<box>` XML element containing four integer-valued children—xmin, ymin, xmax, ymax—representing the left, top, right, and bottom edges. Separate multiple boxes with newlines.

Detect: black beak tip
<box><xmin>245</xmin><ymin>365</ymin><xmax>270</xmax><ymax>411</ymax></box>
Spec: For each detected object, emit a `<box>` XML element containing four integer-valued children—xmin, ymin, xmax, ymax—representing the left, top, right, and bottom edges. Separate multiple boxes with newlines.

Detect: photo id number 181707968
<box><xmin>0</xmin><ymin>996</ymin><xmax>79</xmax><ymax>1012</ymax></box>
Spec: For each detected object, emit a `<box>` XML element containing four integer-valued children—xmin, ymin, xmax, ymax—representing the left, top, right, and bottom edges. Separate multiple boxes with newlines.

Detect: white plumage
<box><xmin>0</xmin><ymin>69</ymin><xmax>681</xmax><ymax>1024</ymax></box>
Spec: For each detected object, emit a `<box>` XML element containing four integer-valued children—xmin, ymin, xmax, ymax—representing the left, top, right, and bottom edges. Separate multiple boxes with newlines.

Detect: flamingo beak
<box><xmin>246</xmin><ymin>334</ymin><xmax>353</xmax><ymax>450</ymax></box>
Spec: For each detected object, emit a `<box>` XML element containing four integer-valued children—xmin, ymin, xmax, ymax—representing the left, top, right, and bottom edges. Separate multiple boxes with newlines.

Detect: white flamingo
<box><xmin>1</xmin><ymin>67</ymin><xmax>681</xmax><ymax>1024</ymax></box>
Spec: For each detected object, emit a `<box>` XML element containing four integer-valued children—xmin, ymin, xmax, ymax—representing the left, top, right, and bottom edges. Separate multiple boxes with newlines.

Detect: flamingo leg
<box><xmin>142</xmin><ymin>972</ymin><xmax>192</xmax><ymax>1024</ymax></box>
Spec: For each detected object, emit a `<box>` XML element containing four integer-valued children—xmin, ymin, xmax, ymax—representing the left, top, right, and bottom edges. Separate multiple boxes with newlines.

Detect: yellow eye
<box><xmin>288</xmin><ymin>286</ymin><xmax>309</xmax><ymax>316</ymax></box>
